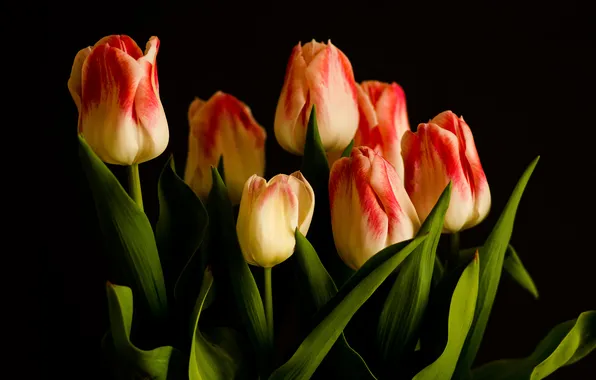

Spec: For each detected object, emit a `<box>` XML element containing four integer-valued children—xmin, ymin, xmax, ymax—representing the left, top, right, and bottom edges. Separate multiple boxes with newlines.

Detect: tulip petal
<box><xmin>402</xmin><ymin>124</ymin><xmax>473</xmax><ymax>232</ymax></box>
<box><xmin>237</xmin><ymin>175</ymin><xmax>268</xmax><ymax>265</ymax></box>
<box><xmin>304</xmin><ymin>41</ymin><xmax>358</xmax><ymax>152</ymax></box>
<box><xmin>286</xmin><ymin>171</ymin><xmax>315</xmax><ymax>235</ymax></box>
<box><xmin>68</xmin><ymin>47</ymin><xmax>92</xmax><ymax>116</ymax></box>
<box><xmin>354</xmin><ymin>83</ymin><xmax>381</xmax><ymax>149</ymax></box>
<box><xmin>431</xmin><ymin>112</ymin><xmax>491</xmax><ymax>228</ymax></box>
<box><xmin>80</xmin><ymin>44</ymin><xmax>144</xmax><ymax>165</ymax></box>
<box><xmin>250</xmin><ymin>179</ymin><xmax>299</xmax><ymax>267</ymax></box>
<box><xmin>134</xmin><ymin>37</ymin><xmax>169</xmax><ymax>164</ymax></box>
<box><xmin>95</xmin><ymin>35</ymin><xmax>144</xmax><ymax>60</ymax></box>
<box><xmin>274</xmin><ymin>44</ymin><xmax>309</xmax><ymax>155</ymax></box>
<box><xmin>373</xmin><ymin>82</ymin><xmax>410</xmax><ymax>179</ymax></box>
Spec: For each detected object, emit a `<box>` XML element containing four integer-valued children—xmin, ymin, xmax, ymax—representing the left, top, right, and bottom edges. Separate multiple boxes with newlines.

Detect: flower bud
<box><xmin>68</xmin><ymin>35</ymin><xmax>169</xmax><ymax>165</ymax></box>
<box><xmin>401</xmin><ymin>111</ymin><xmax>491</xmax><ymax>232</ymax></box>
<box><xmin>329</xmin><ymin>146</ymin><xmax>420</xmax><ymax>270</ymax></box>
<box><xmin>184</xmin><ymin>92</ymin><xmax>266</xmax><ymax>205</ymax></box>
<box><xmin>237</xmin><ymin>172</ymin><xmax>315</xmax><ymax>268</ymax></box>
<box><xmin>274</xmin><ymin>40</ymin><xmax>359</xmax><ymax>155</ymax></box>
<box><xmin>354</xmin><ymin>81</ymin><xmax>410</xmax><ymax>180</ymax></box>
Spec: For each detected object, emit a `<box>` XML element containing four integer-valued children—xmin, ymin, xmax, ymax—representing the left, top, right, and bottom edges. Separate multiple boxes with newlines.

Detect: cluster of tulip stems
<box><xmin>71</xmin><ymin>35</ymin><xmax>594</xmax><ymax>379</ymax></box>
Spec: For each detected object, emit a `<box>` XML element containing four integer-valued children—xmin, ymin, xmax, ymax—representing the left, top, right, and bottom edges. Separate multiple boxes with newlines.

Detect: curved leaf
<box><xmin>503</xmin><ymin>245</ymin><xmax>539</xmax><ymax>299</ymax></box>
<box><xmin>207</xmin><ymin>167</ymin><xmax>270</xmax><ymax>376</ymax></box>
<box><xmin>341</xmin><ymin>139</ymin><xmax>355</xmax><ymax>158</ymax></box>
<box><xmin>105</xmin><ymin>283</ymin><xmax>181</xmax><ymax>379</ymax></box>
<box><xmin>377</xmin><ymin>183</ymin><xmax>452</xmax><ymax>370</ymax></box>
<box><xmin>472</xmin><ymin>311</ymin><xmax>596</xmax><ymax>380</ymax></box>
<box><xmin>293</xmin><ymin>230</ymin><xmax>377</xmax><ymax>379</ymax></box>
<box><xmin>300</xmin><ymin>106</ymin><xmax>353</xmax><ymax>287</ymax></box>
<box><xmin>156</xmin><ymin>155</ymin><xmax>209</xmax><ymax>304</ymax></box>
<box><xmin>189</xmin><ymin>269</ymin><xmax>243</xmax><ymax>380</ymax></box>
<box><xmin>454</xmin><ymin>156</ymin><xmax>540</xmax><ymax>378</ymax></box>
<box><xmin>413</xmin><ymin>253</ymin><xmax>480</xmax><ymax>380</ymax></box>
<box><xmin>79</xmin><ymin>135</ymin><xmax>167</xmax><ymax>319</ymax></box>
<box><xmin>268</xmin><ymin>234</ymin><xmax>428</xmax><ymax>380</ymax></box>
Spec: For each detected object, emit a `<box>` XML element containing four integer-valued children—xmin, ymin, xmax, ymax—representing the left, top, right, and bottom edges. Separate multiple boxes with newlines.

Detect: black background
<box><xmin>37</xmin><ymin>1</ymin><xmax>594</xmax><ymax>379</ymax></box>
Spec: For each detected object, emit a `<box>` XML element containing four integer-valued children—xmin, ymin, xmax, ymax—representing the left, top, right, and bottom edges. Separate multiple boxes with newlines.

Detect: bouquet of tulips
<box><xmin>71</xmin><ymin>35</ymin><xmax>594</xmax><ymax>380</ymax></box>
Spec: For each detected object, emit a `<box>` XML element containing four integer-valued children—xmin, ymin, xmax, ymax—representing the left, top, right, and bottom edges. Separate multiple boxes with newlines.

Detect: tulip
<box><xmin>184</xmin><ymin>92</ymin><xmax>266</xmax><ymax>205</ymax></box>
<box><xmin>329</xmin><ymin>146</ymin><xmax>420</xmax><ymax>270</ymax></box>
<box><xmin>68</xmin><ymin>35</ymin><xmax>169</xmax><ymax>165</ymax></box>
<box><xmin>236</xmin><ymin>172</ymin><xmax>315</xmax><ymax>268</ymax></box>
<box><xmin>401</xmin><ymin>111</ymin><xmax>491</xmax><ymax>232</ymax></box>
<box><xmin>354</xmin><ymin>81</ymin><xmax>410</xmax><ymax>181</ymax></box>
<box><xmin>274</xmin><ymin>40</ymin><xmax>359</xmax><ymax>155</ymax></box>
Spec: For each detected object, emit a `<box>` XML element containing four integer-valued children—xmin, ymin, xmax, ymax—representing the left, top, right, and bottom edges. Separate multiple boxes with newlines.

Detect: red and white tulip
<box><xmin>401</xmin><ymin>111</ymin><xmax>491</xmax><ymax>232</ymax></box>
<box><xmin>68</xmin><ymin>35</ymin><xmax>169</xmax><ymax>165</ymax></box>
<box><xmin>236</xmin><ymin>172</ymin><xmax>315</xmax><ymax>268</ymax></box>
<box><xmin>274</xmin><ymin>40</ymin><xmax>359</xmax><ymax>155</ymax></box>
<box><xmin>354</xmin><ymin>81</ymin><xmax>410</xmax><ymax>181</ymax></box>
<box><xmin>184</xmin><ymin>92</ymin><xmax>266</xmax><ymax>205</ymax></box>
<box><xmin>329</xmin><ymin>147</ymin><xmax>421</xmax><ymax>270</ymax></box>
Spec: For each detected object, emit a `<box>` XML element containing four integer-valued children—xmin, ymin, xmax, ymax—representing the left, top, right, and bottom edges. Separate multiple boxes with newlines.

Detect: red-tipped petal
<box><xmin>95</xmin><ymin>35</ymin><xmax>143</xmax><ymax>60</ymax></box>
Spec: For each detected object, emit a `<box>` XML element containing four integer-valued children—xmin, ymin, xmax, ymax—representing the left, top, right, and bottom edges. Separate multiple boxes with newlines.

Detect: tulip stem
<box><xmin>127</xmin><ymin>164</ymin><xmax>144</xmax><ymax>211</ymax></box>
<box><xmin>449</xmin><ymin>232</ymin><xmax>460</xmax><ymax>266</ymax></box>
<box><xmin>263</xmin><ymin>267</ymin><xmax>274</xmax><ymax>341</ymax></box>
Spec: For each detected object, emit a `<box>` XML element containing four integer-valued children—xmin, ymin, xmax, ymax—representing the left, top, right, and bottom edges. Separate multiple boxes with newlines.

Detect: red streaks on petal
<box><xmin>95</xmin><ymin>35</ymin><xmax>143</xmax><ymax>60</ymax></box>
<box><xmin>329</xmin><ymin>157</ymin><xmax>351</xmax><ymax>210</ymax></box>
<box><xmin>81</xmin><ymin>44</ymin><xmax>141</xmax><ymax>120</ymax></box>
<box><xmin>135</xmin><ymin>60</ymin><xmax>160</xmax><ymax>127</ymax></box>
<box><xmin>401</xmin><ymin>129</ymin><xmax>422</xmax><ymax>195</ymax></box>
<box><xmin>352</xmin><ymin>147</ymin><xmax>387</xmax><ymax>237</ymax></box>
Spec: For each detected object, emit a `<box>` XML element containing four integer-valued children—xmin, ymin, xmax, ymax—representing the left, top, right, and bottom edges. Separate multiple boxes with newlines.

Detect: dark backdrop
<box><xmin>38</xmin><ymin>1</ymin><xmax>594</xmax><ymax>379</ymax></box>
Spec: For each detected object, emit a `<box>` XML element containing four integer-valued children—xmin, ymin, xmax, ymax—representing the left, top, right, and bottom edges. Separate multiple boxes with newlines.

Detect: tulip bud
<box><xmin>274</xmin><ymin>40</ymin><xmax>359</xmax><ymax>155</ymax></box>
<box><xmin>354</xmin><ymin>81</ymin><xmax>410</xmax><ymax>181</ymax></box>
<box><xmin>329</xmin><ymin>146</ymin><xmax>421</xmax><ymax>270</ymax></box>
<box><xmin>236</xmin><ymin>172</ymin><xmax>315</xmax><ymax>268</ymax></box>
<box><xmin>401</xmin><ymin>111</ymin><xmax>491</xmax><ymax>232</ymax></box>
<box><xmin>184</xmin><ymin>92</ymin><xmax>267</xmax><ymax>205</ymax></box>
<box><xmin>68</xmin><ymin>35</ymin><xmax>169</xmax><ymax>165</ymax></box>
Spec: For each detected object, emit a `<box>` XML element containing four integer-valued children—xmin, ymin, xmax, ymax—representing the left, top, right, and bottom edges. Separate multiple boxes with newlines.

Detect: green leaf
<box><xmin>156</xmin><ymin>155</ymin><xmax>209</xmax><ymax>303</ymax></box>
<box><xmin>341</xmin><ymin>139</ymin><xmax>355</xmax><ymax>158</ymax></box>
<box><xmin>472</xmin><ymin>311</ymin><xmax>596</xmax><ymax>380</ymax></box>
<box><xmin>459</xmin><ymin>245</ymin><xmax>538</xmax><ymax>299</ymax></box>
<box><xmin>189</xmin><ymin>269</ymin><xmax>243</xmax><ymax>380</ymax></box>
<box><xmin>503</xmin><ymin>245</ymin><xmax>539</xmax><ymax>299</ymax></box>
<box><xmin>413</xmin><ymin>253</ymin><xmax>480</xmax><ymax>380</ymax></box>
<box><xmin>454</xmin><ymin>156</ymin><xmax>540</xmax><ymax>378</ymax></box>
<box><xmin>206</xmin><ymin>167</ymin><xmax>271</xmax><ymax>376</ymax></box>
<box><xmin>377</xmin><ymin>183</ymin><xmax>452</xmax><ymax>369</ymax></box>
<box><xmin>78</xmin><ymin>135</ymin><xmax>167</xmax><ymax>319</ymax></box>
<box><xmin>293</xmin><ymin>230</ymin><xmax>377</xmax><ymax>379</ymax></box>
<box><xmin>268</xmin><ymin>234</ymin><xmax>428</xmax><ymax>380</ymax></box>
<box><xmin>300</xmin><ymin>106</ymin><xmax>354</xmax><ymax>287</ymax></box>
<box><xmin>105</xmin><ymin>283</ymin><xmax>181</xmax><ymax>379</ymax></box>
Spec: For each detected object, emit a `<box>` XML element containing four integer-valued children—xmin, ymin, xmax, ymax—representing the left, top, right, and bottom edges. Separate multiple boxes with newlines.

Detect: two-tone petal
<box><xmin>329</xmin><ymin>146</ymin><xmax>420</xmax><ymax>270</ymax></box>
<box><xmin>274</xmin><ymin>40</ymin><xmax>359</xmax><ymax>155</ymax></box>
<box><xmin>401</xmin><ymin>111</ymin><xmax>490</xmax><ymax>232</ymax></box>
<box><xmin>237</xmin><ymin>171</ymin><xmax>315</xmax><ymax>268</ymax></box>
<box><xmin>184</xmin><ymin>92</ymin><xmax>267</xmax><ymax>204</ymax></box>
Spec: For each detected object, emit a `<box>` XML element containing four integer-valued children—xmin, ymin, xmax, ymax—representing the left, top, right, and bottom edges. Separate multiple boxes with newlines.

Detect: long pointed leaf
<box><xmin>206</xmin><ymin>167</ymin><xmax>270</xmax><ymax>376</ymax></box>
<box><xmin>413</xmin><ymin>253</ymin><xmax>480</xmax><ymax>380</ymax></box>
<box><xmin>455</xmin><ymin>156</ymin><xmax>540</xmax><ymax>377</ymax></box>
<box><xmin>300</xmin><ymin>106</ymin><xmax>354</xmax><ymax>287</ymax></box>
<box><xmin>268</xmin><ymin>234</ymin><xmax>428</xmax><ymax>380</ymax></box>
<box><xmin>78</xmin><ymin>135</ymin><xmax>167</xmax><ymax>319</ymax></box>
<box><xmin>293</xmin><ymin>230</ymin><xmax>376</xmax><ymax>379</ymax></box>
<box><xmin>503</xmin><ymin>245</ymin><xmax>539</xmax><ymax>299</ymax></box>
<box><xmin>156</xmin><ymin>155</ymin><xmax>209</xmax><ymax>304</ymax></box>
<box><xmin>377</xmin><ymin>183</ymin><xmax>452</xmax><ymax>370</ymax></box>
<box><xmin>189</xmin><ymin>269</ymin><xmax>243</xmax><ymax>380</ymax></box>
<box><xmin>105</xmin><ymin>283</ymin><xmax>181</xmax><ymax>379</ymax></box>
<box><xmin>472</xmin><ymin>311</ymin><xmax>596</xmax><ymax>380</ymax></box>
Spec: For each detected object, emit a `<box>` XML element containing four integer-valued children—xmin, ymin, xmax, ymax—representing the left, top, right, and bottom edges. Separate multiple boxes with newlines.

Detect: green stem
<box><xmin>127</xmin><ymin>164</ymin><xmax>144</xmax><ymax>211</ymax></box>
<box><xmin>263</xmin><ymin>267</ymin><xmax>274</xmax><ymax>342</ymax></box>
<box><xmin>449</xmin><ymin>231</ymin><xmax>460</xmax><ymax>267</ymax></box>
